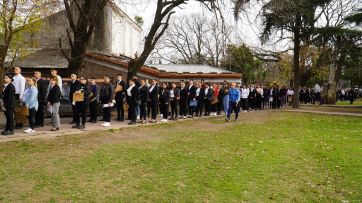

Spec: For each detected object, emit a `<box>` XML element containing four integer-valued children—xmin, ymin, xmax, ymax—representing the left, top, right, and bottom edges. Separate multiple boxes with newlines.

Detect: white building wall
<box><xmin>110</xmin><ymin>6</ymin><xmax>142</xmax><ymax>58</ymax></box>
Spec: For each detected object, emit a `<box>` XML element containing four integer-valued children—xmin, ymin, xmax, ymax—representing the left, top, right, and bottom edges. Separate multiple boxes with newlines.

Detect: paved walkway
<box><xmin>285</xmin><ymin>109</ymin><xmax>362</xmax><ymax>117</ymax></box>
<box><xmin>0</xmin><ymin>115</ymin><xmax>223</xmax><ymax>143</ymax></box>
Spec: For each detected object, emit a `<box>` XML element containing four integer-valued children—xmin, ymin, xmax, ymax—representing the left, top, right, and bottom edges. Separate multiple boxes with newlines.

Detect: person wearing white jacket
<box><xmin>240</xmin><ymin>85</ymin><xmax>250</xmax><ymax>112</ymax></box>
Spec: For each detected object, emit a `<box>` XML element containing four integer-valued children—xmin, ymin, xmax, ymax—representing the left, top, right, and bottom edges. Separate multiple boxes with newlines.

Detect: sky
<box><xmin>117</xmin><ymin>0</ymin><xmax>270</xmax><ymax>50</ymax></box>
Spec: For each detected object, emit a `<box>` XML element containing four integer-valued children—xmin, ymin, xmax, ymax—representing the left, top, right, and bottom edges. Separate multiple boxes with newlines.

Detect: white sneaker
<box><xmin>101</xmin><ymin>122</ymin><xmax>107</xmax><ymax>126</ymax></box>
<box><xmin>137</xmin><ymin>115</ymin><xmax>140</xmax><ymax>120</ymax></box>
<box><xmin>29</xmin><ymin>129</ymin><xmax>35</xmax><ymax>134</ymax></box>
<box><xmin>103</xmin><ymin>122</ymin><xmax>111</xmax><ymax>127</ymax></box>
<box><xmin>183</xmin><ymin>116</ymin><xmax>186</xmax><ymax>119</ymax></box>
<box><xmin>24</xmin><ymin>128</ymin><xmax>32</xmax><ymax>133</ymax></box>
<box><xmin>160</xmin><ymin>119</ymin><xmax>167</xmax><ymax>122</ymax></box>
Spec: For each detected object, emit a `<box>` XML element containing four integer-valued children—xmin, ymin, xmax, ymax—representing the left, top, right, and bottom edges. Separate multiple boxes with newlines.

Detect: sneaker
<box><xmin>24</xmin><ymin>128</ymin><xmax>32</xmax><ymax>133</ymax></box>
<box><xmin>101</xmin><ymin>122</ymin><xmax>107</xmax><ymax>126</ymax></box>
<box><xmin>183</xmin><ymin>116</ymin><xmax>186</xmax><ymax>119</ymax></box>
<box><xmin>103</xmin><ymin>122</ymin><xmax>111</xmax><ymax>127</ymax></box>
<box><xmin>225</xmin><ymin>118</ymin><xmax>230</xmax><ymax>122</ymax></box>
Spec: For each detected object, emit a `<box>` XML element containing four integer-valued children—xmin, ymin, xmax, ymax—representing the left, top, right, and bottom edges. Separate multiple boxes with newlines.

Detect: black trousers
<box><xmin>4</xmin><ymin>108</ymin><xmax>14</xmax><ymax>132</ymax></box>
<box><xmin>76</xmin><ymin>102</ymin><xmax>88</xmax><ymax>125</ymax></box>
<box><xmin>14</xmin><ymin>94</ymin><xmax>23</xmax><ymax>126</ymax></box>
<box><xmin>241</xmin><ymin>98</ymin><xmax>248</xmax><ymax>110</ymax></box>
<box><xmin>196</xmin><ymin>99</ymin><xmax>204</xmax><ymax>116</ymax></box>
<box><xmin>140</xmin><ymin>103</ymin><xmax>147</xmax><ymax>120</ymax></box>
<box><xmin>256</xmin><ymin>94</ymin><xmax>262</xmax><ymax>109</ymax></box>
<box><xmin>204</xmin><ymin>100</ymin><xmax>211</xmax><ymax>115</ymax></box>
<box><xmin>150</xmin><ymin>101</ymin><xmax>158</xmax><ymax>120</ymax></box>
<box><xmin>160</xmin><ymin>103</ymin><xmax>169</xmax><ymax>119</ymax></box>
<box><xmin>28</xmin><ymin>107</ymin><xmax>36</xmax><ymax>130</ymax></box>
<box><xmin>35</xmin><ymin>101</ymin><xmax>45</xmax><ymax>126</ymax></box>
<box><xmin>249</xmin><ymin>98</ymin><xmax>255</xmax><ymax>110</ymax></box>
<box><xmin>217</xmin><ymin>100</ymin><xmax>222</xmax><ymax>114</ymax></box>
<box><xmin>147</xmin><ymin>101</ymin><xmax>151</xmax><ymax>118</ymax></box>
<box><xmin>170</xmin><ymin>99</ymin><xmax>179</xmax><ymax>118</ymax></box>
<box><xmin>71</xmin><ymin>101</ymin><xmax>77</xmax><ymax>122</ymax></box>
<box><xmin>103</xmin><ymin>107</ymin><xmax>111</xmax><ymax>122</ymax></box>
<box><xmin>188</xmin><ymin>98</ymin><xmax>194</xmax><ymax>115</ymax></box>
<box><xmin>89</xmin><ymin>101</ymin><xmax>98</xmax><ymax>122</ymax></box>
<box><xmin>115</xmin><ymin>98</ymin><xmax>124</xmax><ymax>120</ymax></box>
<box><xmin>129</xmin><ymin>103</ymin><xmax>137</xmax><ymax>122</ymax></box>
<box><xmin>179</xmin><ymin>100</ymin><xmax>187</xmax><ymax>117</ymax></box>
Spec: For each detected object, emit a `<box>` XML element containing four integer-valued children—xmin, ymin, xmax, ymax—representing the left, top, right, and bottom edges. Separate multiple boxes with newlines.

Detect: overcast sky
<box><xmin>117</xmin><ymin>0</ymin><xmax>270</xmax><ymax>49</ymax></box>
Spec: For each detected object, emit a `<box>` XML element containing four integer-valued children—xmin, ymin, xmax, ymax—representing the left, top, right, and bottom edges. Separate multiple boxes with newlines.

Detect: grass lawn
<box><xmin>336</xmin><ymin>99</ymin><xmax>362</xmax><ymax>106</ymax></box>
<box><xmin>0</xmin><ymin>112</ymin><xmax>361</xmax><ymax>202</ymax></box>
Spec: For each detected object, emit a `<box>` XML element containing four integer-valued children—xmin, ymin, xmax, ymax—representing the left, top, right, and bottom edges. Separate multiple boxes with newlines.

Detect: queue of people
<box><xmin>1</xmin><ymin>67</ymin><xmax>295</xmax><ymax>136</ymax></box>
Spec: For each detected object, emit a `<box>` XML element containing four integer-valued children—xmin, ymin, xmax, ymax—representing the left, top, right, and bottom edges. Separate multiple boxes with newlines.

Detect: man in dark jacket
<box><xmin>148</xmin><ymin>79</ymin><xmax>159</xmax><ymax>123</ymax></box>
<box><xmin>188</xmin><ymin>80</ymin><xmax>197</xmax><ymax>117</ymax></box>
<box><xmin>179</xmin><ymin>82</ymin><xmax>188</xmax><ymax>119</ymax></box>
<box><xmin>1</xmin><ymin>74</ymin><xmax>15</xmax><ymax>135</ymax></box>
<box><xmin>115</xmin><ymin>75</ymin><xmax>127</xmax><ymax>121</ymax></box>
<box><xmin>127</xmin><ymin>79</ymin><xmax>140</xmax><ymax>125</ymax></box>
<box><xmin>69</xmin><ymin>73</ymin><xmax>80</xmax><ymax>124</ymax></box>
<box><xmin>34</xmin><ymin>71</ymin><xmax>48</xmax><ymax>127</ymax></box>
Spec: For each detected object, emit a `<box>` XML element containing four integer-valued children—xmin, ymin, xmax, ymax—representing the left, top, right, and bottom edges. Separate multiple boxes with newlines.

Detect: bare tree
<box><xmin>60</xmin><ymin>0</ymin><xmax>108</xmax><ymax>72</ymax></box>
<box><xmin>151</xmin><ymin>13</ymin><xmax>232</xmax><ymax>67</ymax></box>
<box><xmin>126</xmin><ymin>0</ymin><xmax>218</xmax><ymax>81</ymax></box>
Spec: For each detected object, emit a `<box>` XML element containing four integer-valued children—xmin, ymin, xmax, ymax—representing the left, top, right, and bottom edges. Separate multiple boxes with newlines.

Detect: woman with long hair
<box><xmin>23</xmin><ymin>77</ymin><xmax>38</xmax><ymax>134</ymax></box>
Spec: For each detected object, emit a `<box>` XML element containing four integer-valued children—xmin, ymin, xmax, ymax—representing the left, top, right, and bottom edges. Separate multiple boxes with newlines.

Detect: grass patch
<box><xmin>0</xmin><ymin>112</ymin><xmax>361</xmax><ymax>202</ymax></box>
<box><xmin>336</xmin><ymin>99</ymin><xmax>362</xmax><ymax>106</ymax></box>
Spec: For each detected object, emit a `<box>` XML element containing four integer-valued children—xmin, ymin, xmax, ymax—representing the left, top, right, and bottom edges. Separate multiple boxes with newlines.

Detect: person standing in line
<box><xmin>145</xmin><ymin>79</ymin><xmax>152</xmax><ymax>118</ymax></box>
<box><xmin>12</xmin><ymin>67</ymin><xmax>26</xmax><ymax>129</ymax></box>
<box><xmin>179</xmin><ymin>82</ymin><xmax>188</xmax><ymax>119</ymax></box>
<box><xmin>139</xmin><ymin>80</ymin><xmax>149</xmax><ymax>124</ymax></box>
<box><xmin>240</xmin><ymin>84</ymin><xmax>250</xmax><ymax>112</ymax></box>
<box><xmin>127</xmin><ymin>79</ymin><xmax>140</xmax><ymax>125</ymax></box>
<box><xmin>1</xmin><ymin>74</ymin><xmax>15</xmax><ymax>136</ymax></box>
<box><xmin>216</xmin><ymin>83</ymin><xmax>223</xmax><ymax>115</ymax></box>
<box><xmin>187</xmin><ymin>80</ymin><xmax>196</xmax><ymax>117</ymax></box>
<box><xmin>88</xmin><ymin>78</ymin><xmax>98</xmax><ymax>123</ymax></box>
<box><xmin>169</xmin><ymin>82</ymin><xmax>180</xmax><ymax>120</ymax></box>
<box><xmin>210</xmin><ymin>83</ymin><xmax>219</xmax><ymax>116</ymax></box>
<box><xmin>47</xmin><ymin>76</ymin><xmax>61</xmax><ymax>131</ymax></box>
<box><xmin>114</xmin><ymin>75</ymin><xmax>127</xmax><ymax>122</ymax></box>
<box><xmin>248</xmin><ymin>85</ymin><xmax>256</xmax><ymax>111</ymax></box>
<box><xmin>69</xmin><ymin>73</ymin><xmax>80</xmax><ymax>124</ymax></box>
<box><xmin>219</xmin><ymin>83</ymin><xmax>229</xmax><ymax>115</ymax></box>
<box><xmin>34</xmin><ymin>71</ymin><xmax>48</xmax><ymax>128</ymax></box>
<box><xmin>226</xmin><ymin>83</ymin><xmax>241</xmax><ymax>122</ymax></box>
<box><xmin>50</xmin><ymin>69</ymin><xmax>63</xmax><ymax>94</ymax></box>
<box><xmin>73</xmin><ymin>77</ymin><xmax>90</xmax><ymax>130</ymax></box>
<box><xmin>255</xmin><ymin>84</ymin><xmax>263</xmax><ymax>110</ymax></box>
<box><xmin>23</xmin><ymin>78</ymin><xmax>39</xmax><ymax>134</ymax></box>
<box><xmin>287</xmin><ymin>87</ymin><xmax>294</xmax><ymax>106</ymax></box>
<box><xmin>159</xmin><ymin>82</ymin><xmax>170</xmax><ymax>122</ymax></box>
<box><xmin>148</xmin><ymin>79</ymin><xmax>159</xmax><ymax>123</ymax></box>
<box><xmin>204</xmin><ymin>83</ymin><xmax>213</xmax><ymax>116</ymax></box>
<box><xmin>195</xmin><ymin>82</ymin><xmax>205</xmax><ymax>117</ymax></box>
<box><xmin>100</xmin><ymin>76</ymin><xmax>113</xmax><ymax>127</ymax></box>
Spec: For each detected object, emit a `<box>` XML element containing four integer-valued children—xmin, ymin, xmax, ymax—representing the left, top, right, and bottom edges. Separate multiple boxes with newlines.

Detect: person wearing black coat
<box><xmin>100</xmin><ymin>76</ymin><xmax>113</xmax><ymax>127</ymax></box>
<box><xmin>272</xmin><ymin>85</ymin><xmax>280</xmax><ymax>109</ymax></box>
<box><xmin>169</xmin><ymin>82</ymin><xmax>180</xmax><ymax>120</ymax></box>
<box><xmin>179</xmin><ymin>82</ymin><xmax>188</xmax><ymax>119</ymax></box>
<box><xmin>248</xmin><ymin>86</ymin><xmax>256</xmax><ymax>110</ymax></box>
<box><xmin>139</xmin><ymin>80</ymin><xmax>149</xmax><ymax>124</ymax></box>
<box><xmin>69</xmin><ymin>74</ymin><xmax>81</xmax><ymax>124</ymax></box>
<box><xmin>127</xmin><ymin>79</ymin><xmax>140</xmax><ymax>125</ymax></box>
<box><xmin>203</xmin><ymin>83</ymin><xmax>213</xmax><ymax>116</ymax></box>
<box><xmin>148</xmin><ymin>79</ymin><xmax>159</xmax><ymax>123</ymax></box>
<box><xmin>88</xmin><ymin>78</ymin><xmax>98</xmax><ymax>123</ymax></box>
<box><xmin>72</xmin><ymin>77</ymin><xmax>90</xmax><ymax>129</ymax></box>
<box><xmin>34</xmin><ymin>71</ymin><xmax>48</xmax><ymax>127</ymax></box>
<box><xmin>187</xmin><ymin>81</ymin><xmax>197</xmax><ymax>116</ymax></box>
<box><xmin>196</xmin><ymin>83</ymin><xmax>206</xmax><ymax>117</ymax></box>
<box><xmin>1</xmin><ymin>74</ymin><xmax>15</xmax><ymax>135</ymax></box>
<box><xmin>159</xmin><ymin>83</ymin><xmax>170</xmax><ymax>122</ymax></box>
<box><xmin>115</xmin><ymin>75</ymin><xmax>127</xmax><ymax>121</ymax></box>
<box><xmin>47</xmin><ymin>76</ymin><xmax>62</xmax><ymax>131</ymax></box>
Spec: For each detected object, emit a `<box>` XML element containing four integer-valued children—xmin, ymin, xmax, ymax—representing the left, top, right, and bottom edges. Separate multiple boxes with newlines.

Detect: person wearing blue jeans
<box><xmin>219</xmin><ymin>83</ymin><xmax>229</xmax><ymax>115</ymax></box>
<box><xmin>226</xmin><ymin>83</ymin><xmax>240</xmax><ymax>121</ymax></box>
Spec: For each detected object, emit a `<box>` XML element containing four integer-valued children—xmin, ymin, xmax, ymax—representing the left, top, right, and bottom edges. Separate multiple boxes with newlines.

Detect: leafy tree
<box><xmin>134</xmin><ymin>16</ymin><xmax>144</xmax><ymax>27</ymax></box>
<box><xmin>0</xmin><ymin>0</ymin><xmax>57</xmax><ymax>86</ymax></box>
<box><xmin>222</xmin><ymin>44</ymin><xmax>257</xmax><ymax>84</ymax></box>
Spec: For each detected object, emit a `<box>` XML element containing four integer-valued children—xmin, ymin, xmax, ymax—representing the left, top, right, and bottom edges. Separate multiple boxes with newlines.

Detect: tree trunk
<box><xmin>325</xmin><ymin>63</ymin><xmax>337</xmax><ymax>104</ymax></box>
<box><xmin>292</xmin><ymin>14</ymin><xmax>302</xmax><ymax>108</ymax></box>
